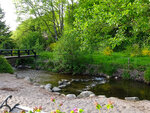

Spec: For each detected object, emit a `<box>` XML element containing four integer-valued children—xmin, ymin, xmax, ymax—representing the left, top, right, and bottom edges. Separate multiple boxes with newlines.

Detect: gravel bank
<box><xmin>0</xmin><ymin>73</ymin><xmax>150</xmax><ymax>113</ymax></box>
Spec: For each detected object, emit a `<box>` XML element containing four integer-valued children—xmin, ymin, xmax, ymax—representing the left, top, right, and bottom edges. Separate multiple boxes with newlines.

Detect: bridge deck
<box><xmin>4</xmin><ymin>55</ymin><xmax>38</xmax><ymax>59</ymax></box>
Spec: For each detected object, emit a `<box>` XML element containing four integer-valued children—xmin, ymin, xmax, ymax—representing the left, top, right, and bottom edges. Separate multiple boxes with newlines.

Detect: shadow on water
<box><xmin>37</xmin><ymin>72</ymin><xmax>150</xmax><ymax>100</ymax></box>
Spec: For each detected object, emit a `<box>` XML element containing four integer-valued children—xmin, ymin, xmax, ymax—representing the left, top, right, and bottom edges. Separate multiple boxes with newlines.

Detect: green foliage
<box><xmin>17</xmin><ymin>31</ymin><xmax>44</xmax><ymax>52</ymax></box>
<box><xmin>0</xmin><ymin>7</ymin><xmax>10</xmax><ymax>36</ymax></box>
<box><xmin>144</xmin><ymin>67</ymin><xmax>150</xmax><ymax>82</ymax></box>
<box><xmin>11</xmin><ymin>18</ymin><xmax>48</xmax><ymax>51</ymax></box>
<box><xmin>0</xmin><ymin>36</ymin><xmax>16</xmax><ymax>49</ymax></box>
<box><xmin>73</xmin><ymin>0</ymin><xmax>150</xmax><ymax>51</ymax></box>
<box><xmin>0</xmin><ymin>56</ymin><xmax>14</xmax><ymax>74</ymax></box>
<box><xmin>130</xmin><ymin>44</ymin><xmax>141</xmax><ymax>57</ymax></box>
<box><xmin>142</xmin><ymin>47</ymin><xmax>150</xmax><ymax>56</ymax></box>
<box><xmin>53</xmin><ymin>30</ymin><xmax>85</xmax><ymax>74</ymax></box>
<box><xmin>103</xmin><ymin>47</ymin><xmax>113</xmax><ymax>56</ymax></box>
<box><xmin>36</xmin><ymin>51</ymin><xmax>53</xmax><ymax>70</ymax></box>
<box><xmin>15</xmin><ymin>58</ymin><xmax>35</xmax><ymax>67</ymax></box>
<box><xmin>122</xmin><ymin>70</ymin><xmax>130</xmax><ymax>79</ymax></box>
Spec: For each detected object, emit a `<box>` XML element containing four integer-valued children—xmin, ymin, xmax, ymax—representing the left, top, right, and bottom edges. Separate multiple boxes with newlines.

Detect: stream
<box><xmin>16</xmin><ymin>69</ymin><xmax>150</xmax><ymax>100</ymax></box>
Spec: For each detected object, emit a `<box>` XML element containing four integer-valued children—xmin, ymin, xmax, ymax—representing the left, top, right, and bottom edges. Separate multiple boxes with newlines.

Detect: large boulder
<box><xmin>52</xmin><ymin>87</ymin><xmax>61</xmax><ymax>92</ymax></box>
<box><xmin>77</xmin><ymin>91</ymin><xmax>94</xmax><ymax>98</ymax></box>
<box><xmin>66</xmin><ymin>94</ymin><xmax>76</xmax><ymax>99</ymax></box>
<box><xmin>44</xmin><ymin>84</ymin><xmax>52</xmax><ymax>91</ymax></box>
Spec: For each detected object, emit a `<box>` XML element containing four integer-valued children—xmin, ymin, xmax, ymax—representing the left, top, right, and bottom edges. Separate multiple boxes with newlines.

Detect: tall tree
<box><xmin>13</xmin><ymin>0</ymin><xmax>67</xmax><ymax>41</ymax></box>
<box><xmin>0</xmin><ymin>7</ymin><xmax>15</xmax><ymax>49</ymax></box>
<box><xmin>0</xmin><ymin>7</ymin><xmax>10</xmax><ymax>36</ymax></box>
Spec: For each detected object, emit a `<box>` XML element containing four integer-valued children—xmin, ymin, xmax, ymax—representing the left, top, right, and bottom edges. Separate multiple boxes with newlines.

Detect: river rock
<box><xmin>52</xmin><ymin>87</ymin><xmax>61</xmax><ymax>92</ymax></box>
<box><xmin>58</xmin><ymin>85</ymin><xmax>67</xmax><ymax>88</ymax></box>
<box><xmin>17</xmin><ymin>65</ymin><xmax>24</xmax><ymax>69</ymax></box>
<box><xmin>98</xmin><ymin>95</ymin><xmax>106</xmax><ymax>98</ymax></box>
<box><xmin>58</xmin><ymin>79</ymin><xmax>70</xmax><ymax>86</ymax></box>
<box><xmin>16</xmin><ymin>74</ymin><xmax>24</xmax><ymax>79</ymax></box>
<box><xmin>24</xmin><ymin>77</ymin><xmax>32</xmax><ymax>82</ymax></box>
<box><xmin>77</xmin><ymin>91</ymin><xmax>94</xmax><ymax>98</ymax></box>
<box><xmin>40</xmin><ymin>85</ymin><xmax>45</xmax><ymax>89</ymax></box>
<box><xmin>53</xmin><ymin>92</ymin><xmax>60</xmax><ymax>95</ymax></box>
<box><xmin>89</xmin><ymin>94</ymin><xmax>95</xmax><ymax>97</ymax></box>
<box><xmin>66</xmin><ymin>94</ymin><xmax>76</xmax><ymax>99</ymax></box>
<box><xmin>33</xmin><ymin>83</ymin><xmax>40</xmax><ymax>86</ymax></box>
<box><xmin>44</xmin><ymin>84</ymin><xmax>52</xmax><ymax>91</ymax></box>
<box><xmin>61</xmin><ymin>94</ymin><xmax>66</xmax><ymax>97</ymax></box>
<box><xmin>125</xmin><ymin>97</ymin><xmax>139</xmax><ymax>101</ymax></box>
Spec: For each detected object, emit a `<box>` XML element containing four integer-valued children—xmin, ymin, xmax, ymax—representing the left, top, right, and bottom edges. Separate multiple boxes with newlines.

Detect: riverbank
<box><xmin>0</xmin><ymin>73</ymin><xmax>150</xmax><ymax>113</ymax></box>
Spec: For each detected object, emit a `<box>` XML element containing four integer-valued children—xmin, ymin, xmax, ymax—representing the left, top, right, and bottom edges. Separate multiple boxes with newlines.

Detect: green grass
<box><xmin>86</xmin><ymin>52</ymin><xmax>150</xmax><ymax>69</ymax></box>
<box><xmin>37</xmin><ymin>51</ymin><xmax>150</xmax><ymax>75</ymax></box>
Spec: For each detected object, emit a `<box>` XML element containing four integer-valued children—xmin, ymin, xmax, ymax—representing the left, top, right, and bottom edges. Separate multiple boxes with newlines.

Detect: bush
<box><xmin>130</xmin><ymin>44</ymin><xmax>141</xmax><ymax>57</ymax></box>
<box><xmin>122</xmin><ymin>70</ymin><xmax>130</xmax><ymax>79</ymax></box>
<box><xmin>103</xmin><ymin>47</ymin><xmax>113</xmax><ymax>56</ymax></box>
<box><xmin>53</xmin><ymin>30</ymin><xmax>84</xmax><ymax>74</ymax></box>
<box><xmin>142</xmin><ymin>48</ymin><xmax>150</xmax><ymax>56</ymax></box>
<box><xmin>0</xmin><ymin>56</ymin><xmax>14</xmax><ymax>74</ymax></box>
<box><xmin>49</xmin><ymin>43</ymin><xmax>57</xmax><ymax>51</ymax></box>
<box><xmin>144</xmin><ymin>67</ymin><xmax>150</xmax><ymax>82</ymax></box>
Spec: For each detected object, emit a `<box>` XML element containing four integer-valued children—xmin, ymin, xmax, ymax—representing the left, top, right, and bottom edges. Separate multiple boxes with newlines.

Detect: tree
<box><xmin>11</xmin><ymin>17</ymin><xmax>45</xmax><ymax>51</ymax></box>
<box><xmin>0</xmin><ymin>7</ymin><xmax>10</xmax><ymax>36</ymax></box>
<box><xmin>73</xmin><ymin>0</ymin><xmax>150</xmax><ymax>51</ymax></box>
<box><xmin>0</xmin><ymin>7</ymin><xmax>15</xmax><ymax>49</ymax></box>
<box><xmin>13</xmin><ymin>0</ymin><xmax>68</xmax><ymax>41</ymax></box>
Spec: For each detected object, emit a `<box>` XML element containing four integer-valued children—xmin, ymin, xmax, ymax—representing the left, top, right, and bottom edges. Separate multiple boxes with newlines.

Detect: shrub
<box><xmin>50</xmin><ymin>43</ymin><xmax>57</xmax><ymax>51</ymax></box>
<box><xmin>122</xmin><ymin>70</ymin><xmax>130</xmax><ymax>79</ymax></box>
<box><xmin>144</xmin><ymin>67</ymin><xmax>150</xmax><ymax>82</ymax></box>
<box><xmin>53</xmin><ymin>30</ymin><xmax>84</xmax><ymax>74</ymax></box>
<box><xmin>130</xmin><ymin>44</ymin><xmax>141</xmax><ymax>57</ymax></box>
<box><xmin>142</xmin><ymin>48</ymin><xmax>150</xmax><ymax>56</ymax></box>
<box><xmin>0</xmin><ymin>56</ymin><xmax>14</xmax><ymax>74</ymax></box>
<box><xmin>103</xmin><ymin>47</ymin><xmax>113</xmax><ymax>56</ymax></box>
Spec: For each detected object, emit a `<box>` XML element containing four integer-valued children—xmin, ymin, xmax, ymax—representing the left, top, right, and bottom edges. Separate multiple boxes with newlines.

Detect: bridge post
<box><xmin>18</xmin><ymin>50</ymin><xmax>20</xmax><ymax>58</ymax></box>
<box><xmin>10</xmin><ymin>50</ymin><xmax>13</xmax><ymax>56</ymax></box>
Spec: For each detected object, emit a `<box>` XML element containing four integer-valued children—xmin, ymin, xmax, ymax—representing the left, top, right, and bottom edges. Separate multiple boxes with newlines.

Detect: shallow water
<box><xmin>37</xmin><ymin>71</ymin><xmax>150</xmax><ymax>100</ymax></box>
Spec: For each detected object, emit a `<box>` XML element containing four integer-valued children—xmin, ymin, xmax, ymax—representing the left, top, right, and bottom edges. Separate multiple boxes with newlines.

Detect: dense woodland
<box><xmin>0</xmin><ymin>0</ymin><xmax>150</xmax><ymax>81</ymax></box>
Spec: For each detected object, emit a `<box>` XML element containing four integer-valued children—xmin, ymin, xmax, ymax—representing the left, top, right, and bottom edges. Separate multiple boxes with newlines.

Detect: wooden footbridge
<box><xmin>0</xmin><ymin>49</ymin><xmax>37</xmax><ymax>59</ymax></box>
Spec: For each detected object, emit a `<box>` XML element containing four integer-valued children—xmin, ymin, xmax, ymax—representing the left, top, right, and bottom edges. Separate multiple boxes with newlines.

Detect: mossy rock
<box><xmin>0</xmin><ymin>56</ymin><xmax>14</xmax><ymax>74</ymax></box>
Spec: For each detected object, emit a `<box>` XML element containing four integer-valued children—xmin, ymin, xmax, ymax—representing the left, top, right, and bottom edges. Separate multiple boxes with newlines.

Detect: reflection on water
<box><xmin>37</xmin><ymin>71</ymin><xmax>150</xmax><ymax>100</ymax></box>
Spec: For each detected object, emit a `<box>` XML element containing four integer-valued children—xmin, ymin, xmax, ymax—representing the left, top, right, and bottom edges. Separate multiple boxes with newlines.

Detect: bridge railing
<box><xmin>0</xmin><ymin>49</ymin><xmax>36</xmax><ymax>58</ymax></box>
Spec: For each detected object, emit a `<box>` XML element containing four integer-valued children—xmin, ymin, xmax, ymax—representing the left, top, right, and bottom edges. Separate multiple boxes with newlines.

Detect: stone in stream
<box><xmin>58</xmin><ymin>79</ymin><xmax>70</xmax><ymax>86</ymax></box>
<box><xmin>66</xmin><ymin>94</ymin><xmax>76</xmax><ymax>99</ymax></box>
<box><xmin>77</xmin><ymin>91</ymin><xmax>94</xmax><ymax>98</ymax></box>
<box><xmin>24</xmin><ymin>76</ymin><xmax>32</xmax><ymax>82</ymax></box>
<box><xmin>125</xmin><ymin>97</ymin><xmax>139</xmax><ymax>101</ymax></box>
<box><xmin>52</xmin><ymin>87</ymin><xmax>61</xmax><ymax>92</ymax></box>
<box><xmin>58</xmin><ymin>84</ymin><xmax>67</xmax><ymax>88</ymax></box>
<box><xmin>44</xmin><ymin>84</ymin><xmax>52</xmax><ymax>91</ymax></box>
